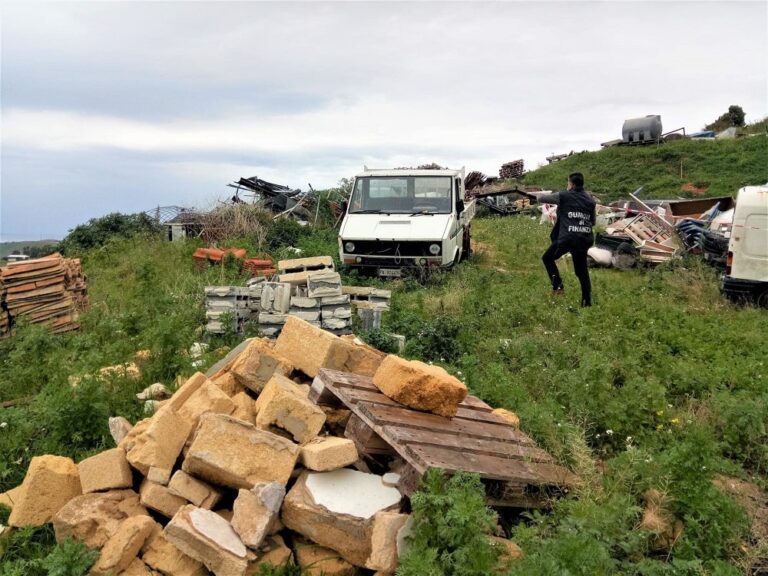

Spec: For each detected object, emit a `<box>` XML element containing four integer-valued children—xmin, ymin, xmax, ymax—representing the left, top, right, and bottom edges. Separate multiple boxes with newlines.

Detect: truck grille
<box><xmin>349</xmin><ymin>240</ymin><xmax>433</xmax><ymax>257</ymax></box>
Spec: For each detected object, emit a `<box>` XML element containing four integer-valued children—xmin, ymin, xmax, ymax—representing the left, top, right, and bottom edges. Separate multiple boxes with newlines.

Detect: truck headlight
<box><xmin>344</xmin><ymin>241</ymin><xmax>355</xmax><ymax>253</ymax></box>
<box><xmin>429</xmin><ymin>243</ymin><xmax>441</xmax><ymax>255</ymax></box>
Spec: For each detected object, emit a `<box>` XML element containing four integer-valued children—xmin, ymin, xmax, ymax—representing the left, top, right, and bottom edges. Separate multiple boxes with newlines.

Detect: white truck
<box><xmin>723</xmin><ymin>184</ymin><xmax>768</xmax><ymax>307</ymax></box>
<box><xmin>338</xmin><ymin>167</ymin><xmax>476</xmax><ymax>277</ymax></box>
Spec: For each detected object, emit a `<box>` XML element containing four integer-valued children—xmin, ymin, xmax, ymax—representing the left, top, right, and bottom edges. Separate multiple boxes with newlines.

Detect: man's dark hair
<box><xmin>568</xmin><ymin>172</ymin><xmax>584</xmax><ymax>188</ymax></box>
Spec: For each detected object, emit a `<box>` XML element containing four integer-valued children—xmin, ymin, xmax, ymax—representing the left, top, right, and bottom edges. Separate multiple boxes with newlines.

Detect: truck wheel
<box><xmin>461</xmin><ymin>225</ymin><xmax>472</xmax><ymax>261</ymax></box>
<box><xmin>757</xmin><ymin>288</ymin><xmax>768</xmax><ymax>309</ymax></box>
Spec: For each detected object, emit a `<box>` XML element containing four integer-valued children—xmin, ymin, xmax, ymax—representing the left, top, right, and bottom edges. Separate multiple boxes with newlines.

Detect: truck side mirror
<box><xmin>456</xmin><ymin>199</ymin><xmax>465</xmax><ymax>214</ymax></box>
<box><xmin>341</xmin><ymin>200</ymin><xmax>348</xmax><ymax>214</ymax></box>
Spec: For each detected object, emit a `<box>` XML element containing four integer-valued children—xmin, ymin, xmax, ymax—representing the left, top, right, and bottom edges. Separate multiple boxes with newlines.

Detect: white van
<box><xmin>723</xmin><ymin>184</ymin><xmax>768</xmax><ymax>306</ymax></box>
<box><xmin>338</xmin><ymin>167</ymin><xmax>476</xmax><ymax>277</ymax></box>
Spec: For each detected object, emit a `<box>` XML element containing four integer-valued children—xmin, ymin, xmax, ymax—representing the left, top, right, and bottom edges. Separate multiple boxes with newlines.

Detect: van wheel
<box><xmin>461</xmin><ymin>225</ymin><xmax>472</xmax><ymax>261</ymax></box>
<box><xmin>757</xmin><ymin>288</ymin><xmax>768</xmax><ymax>309</ymax></box>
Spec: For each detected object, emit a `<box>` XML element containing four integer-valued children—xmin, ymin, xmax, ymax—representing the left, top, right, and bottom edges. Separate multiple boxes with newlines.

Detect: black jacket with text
<box><xmin>538</xmin><ymin>188</ymin><xmax>597</xmax><ymax>249</ymax></box>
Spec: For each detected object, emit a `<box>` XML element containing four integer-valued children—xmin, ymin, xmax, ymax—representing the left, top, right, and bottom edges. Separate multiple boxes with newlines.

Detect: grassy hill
<box><xmin>1</xmin><ymin>133</ymin><xmax>767</xmax><ymax>573</ymax></box>
<box><xmin>523</xmin><ymin>134</ymin><xmax>768</xmax><ymax>202</ymax></box>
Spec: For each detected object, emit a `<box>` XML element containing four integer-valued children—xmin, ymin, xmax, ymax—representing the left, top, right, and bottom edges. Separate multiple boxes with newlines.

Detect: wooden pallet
<box><xmin>310</xmin><ymin>369</ymin><xmax>577</xmax><ymax>508</ymax></box>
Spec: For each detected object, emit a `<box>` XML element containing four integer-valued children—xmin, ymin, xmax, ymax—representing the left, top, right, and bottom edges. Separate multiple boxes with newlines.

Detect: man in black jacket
<box><xmin>537</xmin><ymin>172</ymin><xmax>596</xmax><ymax>307</ymax></box>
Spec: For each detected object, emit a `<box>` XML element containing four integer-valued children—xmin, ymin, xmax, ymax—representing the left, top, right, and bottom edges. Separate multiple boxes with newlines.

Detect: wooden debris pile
<box><xmin>499</xmin><ymin>159</ymin><xmax>525</xmax><ymax>179</ymax></box>
<box><xmin>0</xmin><ymin>316</ymin><xmax>573</xmax><ymax>574</ymax></box>
<box><xmin>0</xmin><ymin>254</ymin><xmax>89</xmax><ymax>336</ymax></box>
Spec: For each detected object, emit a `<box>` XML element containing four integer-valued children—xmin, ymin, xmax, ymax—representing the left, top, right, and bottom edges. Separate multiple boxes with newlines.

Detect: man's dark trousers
<box><xmin>542</xmin><ymin>242</ymin><xmax>591</xmax><ymax>307</ymax></box>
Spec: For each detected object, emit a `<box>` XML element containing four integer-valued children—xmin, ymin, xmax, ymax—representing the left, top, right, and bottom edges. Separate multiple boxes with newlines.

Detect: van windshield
<box><xmin>349</xmin><ymin>176</ymin><xmax>452</xmax><ymax>214</ymax></box>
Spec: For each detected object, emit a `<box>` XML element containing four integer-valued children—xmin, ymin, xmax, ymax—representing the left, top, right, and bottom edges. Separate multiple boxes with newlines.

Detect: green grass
<box><xmin>1</xmin><ymin>147</ymin><xmax>767</xmax><ymax>572</ymax></box>
<box><xmin>383</xmin><ymin>217</ymin><xmax>766</xmax><ymax>574</ymax></box>
<box><xmin>522</xmin><ymin>134</ymin><xmax>768</xmax><ymax>202</ymax></box>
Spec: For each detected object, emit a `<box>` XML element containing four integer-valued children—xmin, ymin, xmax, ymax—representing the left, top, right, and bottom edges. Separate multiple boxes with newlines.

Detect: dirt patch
<box><xmin>714</xmin><ymin>475</ymin><xmax>768</xmax><ymax>543</ymax></box>
<box><xmin>470</xmin><ymin>240</ymin><xmax>507</xmax><ymax>272</ymax></box>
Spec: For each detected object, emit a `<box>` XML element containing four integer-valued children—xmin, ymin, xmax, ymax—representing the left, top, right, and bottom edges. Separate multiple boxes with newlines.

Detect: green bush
<box><xmin>59</xmin><ymin>212</ymin><xmax>161</xmax><ymax>254</ymax></box>
<box><xmin>0</xmin><ymin>528</ymin><xmax>97</xmax><ymax>576</ymax></box>
<box><xmin>397</xmin><ymin>470</ymin><xmax>499</xmax><ymax>576</ymax></box>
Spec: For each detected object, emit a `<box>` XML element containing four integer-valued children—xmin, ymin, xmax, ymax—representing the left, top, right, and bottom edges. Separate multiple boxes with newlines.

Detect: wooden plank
<box><xmin>332</xmin><ymin>385</ymin><xmax>505</xmax><ymax>424</ymax></box>
<box><xmin>358</xmin><ymin>403</ymin><xmax>535</xmax><ymax>446</ymax></box>
<box><xmin>385</xmin><ymin>427</ymin><xmax>555</xmax><ymax>463</ymax></box>
<box><xmin>405</xmin><ymin>445</ymin><xmax>577</xmax><ymax>486</ymax></box>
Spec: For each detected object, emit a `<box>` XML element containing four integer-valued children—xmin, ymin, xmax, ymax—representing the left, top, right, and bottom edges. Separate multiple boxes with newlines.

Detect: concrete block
<box><xmin>183</xmin><ymin>414</ymin><xmax>299</xmax><ymax>489</ymax></box>
<box><xmin>320</xmin><ymin>294</ymin><xmax>350</xmax><ymax>306</ymax></box>
<box><xmin>373</xmin><ymin>355</ymin><xmax>467</xmax><ymax>418</ymax></box>
<box><xmin>8</xmin><ymin>455</ymin><xmax>82</xmax><ymax>527</ymax></box>
<box><xmin>168</xmin><ymin>470</ymin><xmax>223</xmax><ymax>509</ymax></box>
<box><xmin>178</xmin><ymin>381</ymin><xmax>236</xmax><ymax>425</ymax></box>
<box><xmin>299</xmin><ymin>437</ymin><xmax>358</xmax><ymax>472</ymax></box>
<box><xmin>258</xmin><ymin>312</ymin><xmax>288</xmax><ymax>325</ymax></box>
<box><xmin>322</xmin><ymin>305</ymin><xmax>352</xmax><ymax>319</ymax></box>
<box><xmin>231</xmin><ymin>391</ymin><xmax>257</xmax><ymax>424</ymax></box>
<box><xmin>147</xmin><ymin>466</ymin><xmax>173</xmax><ymax>486</ymax></box>
<box><xmin>290</xmin><ymin>296</ymin><xmax>319</xmax><ymax>308</ymax></box>
<box><xmin>78</xmin><ymin>448</ymin><xmax>133</xmax><ymax>493</ymax></box>
<box><xmin>125</xmin><ymin>408</ymin><xmax>193</xmax><ymax>476</ymax></box>
<box><xmin>140</xmin><ymin>480</ymin><xmax>188</xmax><ymax>518</ymax></box>
<box><xmin>254</xmin><ymin>374</ymin><xmax>326</xmax><ymax>444</ymax></box>
<box><xmin>289</xmin><ymin>308</ymin><xmax>321</xmax><ymax>322</ymax></box>
<box><xmin>231</xmin><ymin>482</ymin><xmax>285</xmax><ymax>549</ymax></box>
<box><xmin>230</xmin><ymin>338</ymin><xmax>294</xmax><ymax>393</ymax></box>
<box><xmin>212</xmin><ymin>371</ymin><xmax>247</xmax><ymax>397</ymax></box>
<box><xmin>90</xmin><ymin>515</ymin><xmax>157</xmax><ymax>576</ymax></box>
<box><xmin>277</xmin><ymin>255</ymin><xmax>334</xmax><ymax>273</ymax></box>
<box><xmin>259</xmin><ymin>283</ymin><xmax>292</xmax><ymax>314</ymax></box>
<box><xmin>281</xmin><ymin>470</ymin><xmax>401</xmax><ymax>567</ymax></box>
<box><xmin>367</xmin><ymin>511</ymin><xmax>410</xmax><ymax>572</ymax></box>
<box><xmin>165</xmin><ymin>505</ymin><xmax>249</xmax><ymax>576</ymax></box>
<box><xmin>142</xmin><ymin>525</ymin><xmax>206</xmax><ymax>576</ymax></box>
<box><xmin>307</xmin><ymin>271</ymin><xmax>342</xmax><ymax>298</ymax></box>
<box><xmin>53</xmin><ymin>489</ymin><xmax>148</xmax><ymax>549</ymax></box>
<box><xmin>273</xmin><ymin>316</ymin><xmax>352</xmax><ymax>378</ymax></box>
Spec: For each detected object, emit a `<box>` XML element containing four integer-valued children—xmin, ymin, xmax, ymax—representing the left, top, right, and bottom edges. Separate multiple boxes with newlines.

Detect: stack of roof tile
<box><xmin>0</xmin><ymin>254</ymin><xmax>89</xmax><ymax>336</ymax></box>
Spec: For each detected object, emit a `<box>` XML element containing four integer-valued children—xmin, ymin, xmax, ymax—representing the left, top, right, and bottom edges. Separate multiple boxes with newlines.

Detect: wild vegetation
<box><xmin>523</xmin><ymin>130</ymin><xmax>768</xmax><ymax>202</ymax></box>
<box><xmin>1</xmin><ymin>139</ymin><xmax>767</xmax><ymax>574</ymax></box>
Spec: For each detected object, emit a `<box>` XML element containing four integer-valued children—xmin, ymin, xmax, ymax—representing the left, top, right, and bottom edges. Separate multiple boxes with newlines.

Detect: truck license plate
<box><xmin>378</xmin><ymin>268</ymin><xmax>402</xmax><ymax>278</ymax></box>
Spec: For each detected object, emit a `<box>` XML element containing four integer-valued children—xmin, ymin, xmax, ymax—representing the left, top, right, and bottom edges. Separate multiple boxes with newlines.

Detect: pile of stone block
<box><xmin>204</xmin><ymin>286</ymin><xmax>260</xmax><ymax>335</ymax></box>
<box><xmin>252</xmin><ymin>281</ymin><xmax>292</xmax><ymax>338</ymax></box>
<box><xmin>3</xmin><ymin>317</ymin><xmax>475</xmax><ymax>575</ymax></box>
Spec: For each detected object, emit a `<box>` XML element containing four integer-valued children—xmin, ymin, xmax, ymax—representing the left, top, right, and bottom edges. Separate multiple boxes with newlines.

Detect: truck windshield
<box><xmin>349</xmin><ymin>176</ymin><xmax>452</xmax><ymax>214</ymax></box>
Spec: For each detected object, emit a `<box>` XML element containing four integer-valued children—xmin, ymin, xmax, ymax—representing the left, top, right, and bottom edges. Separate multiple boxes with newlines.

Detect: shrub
<box><xmin>59</xmin><ymin>212</ymin><xmax>161</xmax><ymax>254</ymax></box>
<box><xmin>397</xmin><ymin>470</ymin><xmax>499</xmax><ymax>576</ymax></box>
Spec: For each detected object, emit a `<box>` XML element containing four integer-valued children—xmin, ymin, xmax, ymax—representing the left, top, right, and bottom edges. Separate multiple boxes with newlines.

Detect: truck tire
<box><xmin>757</xmin><ymin>288</ymin><xmax>768</xmax><ymax>309</ymax></box>
<box><xmin>461</xmin><ymin>225</ymin><xmax>472</xmax><ymax>261</ymax></box>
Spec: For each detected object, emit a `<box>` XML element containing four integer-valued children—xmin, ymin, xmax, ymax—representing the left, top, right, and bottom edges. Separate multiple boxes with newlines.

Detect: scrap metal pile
<box><xmin>465</xmin><ymin>170</ymin><xmax>543</xmax><ymax>216</ymax></box>
<box><xmin>0</xmin><ymin>254</ymin><xmax>89</xmax><ymax>336</ymax></box>
<box><xmin>584</xmin><ymin>194</ymin><xmax>735</xmax><ymax>268</ymax></box>
<box><xmin>0</xmin><ymin>316</ymin><xmax>575</xmax><ymax>574</ymax></box>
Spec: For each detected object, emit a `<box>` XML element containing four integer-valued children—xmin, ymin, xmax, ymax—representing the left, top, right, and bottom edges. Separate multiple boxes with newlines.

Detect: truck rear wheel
<box><xmin>461</xmin><ymin>225</ymin><xmax>472</xmax><ymax>261</ymax></box>
<box><xmin>757</xmin><ymin>288</ymin><xmax>768</xmax><ymax>309</ymax></box>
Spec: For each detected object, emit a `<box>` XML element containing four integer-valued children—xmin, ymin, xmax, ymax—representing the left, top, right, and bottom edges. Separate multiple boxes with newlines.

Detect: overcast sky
<box><xmin>1</xmin><ymin>1</ymin><xmax>766</xmax><ymax>241</ymax></box>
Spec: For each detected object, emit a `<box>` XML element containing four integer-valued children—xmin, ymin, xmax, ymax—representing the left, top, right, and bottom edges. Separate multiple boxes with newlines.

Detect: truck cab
<box><xmin>338</xmin><ymin>167</ymin><xmax>475</xmax><ymax>277</ymax></box>
<box><xmin>723</xmin><ymin>184</ymin><xmax>768</xmax><ymax>307</ymax></box>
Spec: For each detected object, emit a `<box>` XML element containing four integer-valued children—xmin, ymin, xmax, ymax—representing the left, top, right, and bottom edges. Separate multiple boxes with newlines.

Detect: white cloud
<box><xmin>1</xmin><ymin>0</ymin><xmax>766</xmax><ymax>239</ymax></box>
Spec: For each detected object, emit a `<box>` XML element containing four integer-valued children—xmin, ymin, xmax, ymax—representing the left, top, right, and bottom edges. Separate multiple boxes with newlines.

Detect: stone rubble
<box><xmin>5</xmin><ymin>303</ymin><xmax>529</xmax><ymax>575</ymax></box>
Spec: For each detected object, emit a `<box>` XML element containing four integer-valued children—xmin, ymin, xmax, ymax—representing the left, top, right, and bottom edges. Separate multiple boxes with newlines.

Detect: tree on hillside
<box><xmin>60</xmin><ymin>212</ymin><xmax>162</xmax><ymax>254</ymax></box>
<box><xmin>705</xmin><ymin>105</ymin><xmax>746</xmax><ymax>132</ymax></box>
